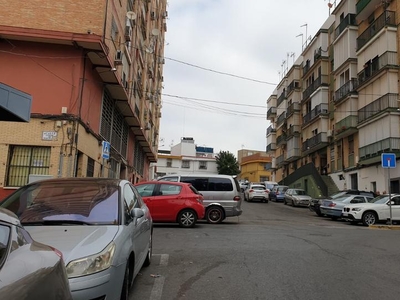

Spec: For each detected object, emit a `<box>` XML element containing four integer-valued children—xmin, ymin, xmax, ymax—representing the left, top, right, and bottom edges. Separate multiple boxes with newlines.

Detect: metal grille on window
<box><xmin>199</xmin><ymin>161</ymin><xmax>207</xmax><ymax>169</ymax></box>
<box><xmin>100</xmin><ymin>89</ymin><xmax>128</xmax><ymax>159</ymax></box>
<box><xmin>87</xmin><ymin>157</ymin><xmax>95</xmax><ymax>177</ymax></box>
<box><xmin>6</xmin><ymin>146</ymin><xmax>51</xmax><ymax>187</ymax></box>
<box><xmin>182</xmin><ymin>160</ymin><xmax>190</xmax><ymax>168</ymax></box>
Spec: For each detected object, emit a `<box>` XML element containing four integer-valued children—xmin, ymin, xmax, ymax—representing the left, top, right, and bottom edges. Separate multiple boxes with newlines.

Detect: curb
<box><xmin>369</xmin><ymin>225</ymin><xmax>400</xmax><ymax>230</ymax></box>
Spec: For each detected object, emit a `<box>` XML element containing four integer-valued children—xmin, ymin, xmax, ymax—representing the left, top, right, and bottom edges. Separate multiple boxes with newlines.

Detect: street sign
<box><xmin>102</xmin><ymin>141</ymin><xmax>110</xmax><ymax>159</ymax></box>
<box><xmin>381</xmin><ymin>153</ymin><xmax>396</xmax><ymax>168</ymax></box>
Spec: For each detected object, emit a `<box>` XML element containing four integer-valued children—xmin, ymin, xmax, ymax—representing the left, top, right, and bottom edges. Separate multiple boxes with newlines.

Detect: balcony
<box><xmin>286</xmin><ymin>148</ymin><xmax>301</xmax><ymax>161</ymax></box>
<box><xmin>303</xmin><ymin>60</ymin><xmax>311</xmax><ymax>75</ymax></box>
<box><xmin>314</xmin><ymin>47</ymin><xmax>327</xmax><ymax>61</ymax></box>
<box><xmin>359</xmin><ymin>137</ymin><xmax>400</xmax><ymax>163</ymax></box>
<box><xmin>266</xmin><ymin>143</ymin><xmax>277</xmax><ymax>153</ymax></box>
<box><xmin>266</xmin><ymin>125</ymin><xmax>276</xmax><ymax>136</ymax></box>
<box><xmin>357</xmin><ymin>51</ymin><xmax>398</xmax><ymax>87</ymax></box>
<box><xmin>357</xmin><ymin>11</ymin><xmax>396</xmax><ymax>50</ymax></box>
<box><xmin>276</xmin><ymin>153</ymin><xmax>287</xmax><ymax>166</ymax></box>
<box><xmin>302</xmin><ymin>75</ymin><xmax>329</xmax><ymax>100</ymax></box>
<box><xmin>358</xmin><ymin>93</ymin><xmax>399</xmax><ymax>124</ymax></box>
<box><xmin>287</xmin><ymin>125</ymin><xmax>301</xmax><ymax>137</ymax></box>
<box><xmin>277</xmin><ymin>111</ymin><xmax>286</xmax><ymax>127</ymax></box>
<box><xmin>267</xmin><ymin>107</ymin><xmax>277</xmax><ymax>120</ymax></box>
<box><xmin>277</xmin><ymin>91</ymin><xmax>286</xmax><ymax>107</ymax></box>
<box><xmin>334</xmin><ymin>115</ymin><xmax>358</xmax><ymax>139</ymax></box>
<box><xmin>276</xmin><ymin>133</ymin><xmax>287</xmax><ymax>146</ymax></box>
<box><xmin>334</xmin><ymin>79</ymin><xmax>358</xmax><ymax>104</ymax></box>
<box><xmin>286</xmin><ymin>102</ymin><xmax>301</xmax><ymax>117</ymax></box>
<box><xmin>287</xmin><ymin>80</ymin><xmax>300</xmax><ymax>96</ymax></box>
<box><xmin>302</xmin><ymin>103</ymin><xmax>329</xmax><ymax>126</ymax></box>
<box><xmin>334</xmin><ymin>13</ymin><xmax>357</xmax><ymax>39</ymax></box>
<box><xmin>301</xmin><ymin>132</ymin><xmax>329</xmax><ymax>154</ymax></box>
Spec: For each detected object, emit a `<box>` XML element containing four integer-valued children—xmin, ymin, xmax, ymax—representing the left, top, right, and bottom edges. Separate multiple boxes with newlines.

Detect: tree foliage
<box><xmin>215</xmin><ymin>151</ymin><xmax>240</xmax><ymax>175</ymax></box>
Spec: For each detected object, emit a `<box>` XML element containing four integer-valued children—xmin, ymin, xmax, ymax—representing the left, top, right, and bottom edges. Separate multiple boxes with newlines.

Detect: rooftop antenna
<box><xmin>290</xmin><ymin>52</ymin><xmax>295</xmax><ymax>64</ymax></box>
<box><xmin>300</xmin><ymin>23</ymin><xmax>308</xmax><ymax>48</ymax></box>
<box><xmin>296</xmin><ymin>33</ymin><xmax>304</xmax><ymax>51</ymax></box>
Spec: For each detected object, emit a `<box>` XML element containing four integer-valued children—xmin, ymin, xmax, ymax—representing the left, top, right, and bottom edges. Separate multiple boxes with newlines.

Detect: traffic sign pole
<box><xmin>382</xmin><ymin>153</ymin><xmax>396</xmax><ymax>226</ymax></box>
<box><xmin>388</xmin><ymin>165</ymin><xmax>392</xmax><ymax>225</ymax></box>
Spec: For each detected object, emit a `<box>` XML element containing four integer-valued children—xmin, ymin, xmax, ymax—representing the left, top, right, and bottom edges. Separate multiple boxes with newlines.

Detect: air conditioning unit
<box><xmin>145</xmin><ymin>122</ymin><xmax>151</xmax><ymax>130</ymax></box>
<box><xmin>158</xmin><ymin>57</ymin><xmax>165</xmax><ymax>64</ymax></box>
<box><xmin>125</xmin><ymin>26</ymin><xmax>132</xmax><ymax>41</ymax></box>
<box><xmin>114</xmin><ymin>50</ymin><xmax>123</xmax><ymax>65</ymax></box>
<box><xmin>162</xmin><ymin>11</ymin><xmax>168</xmax><ymax>19</ymax></box>
<box><xmin>151</xmin><ymin>11</ymin><xmax>156</xmax><ymax>20</ymax></box>
<box><xmin>158</xmin><ymin>112</ymin><xmax>162</xmax><ymax>118</ymax></box>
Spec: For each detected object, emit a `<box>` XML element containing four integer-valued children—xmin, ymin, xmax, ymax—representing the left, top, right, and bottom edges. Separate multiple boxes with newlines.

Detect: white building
<box><xmin>151</xmin><ymin>137</ymin><xmax>218</xmax><ymax>178</ymax></box>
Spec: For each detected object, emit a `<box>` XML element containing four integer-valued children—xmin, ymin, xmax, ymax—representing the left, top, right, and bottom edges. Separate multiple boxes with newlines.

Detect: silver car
<box><xmin>0</xmin><ymin>178</ymin><xmax>152</xmax><ymax>300</ymax></box>
<box><xmin>284</xmin><ymin>188</ymin><xmax>312</xmax><ymax>207</ymax></box>
<box><xmin>0</xmin><ymin>208</ymin><xmax>72</xmax><ymax>299</ymax></box>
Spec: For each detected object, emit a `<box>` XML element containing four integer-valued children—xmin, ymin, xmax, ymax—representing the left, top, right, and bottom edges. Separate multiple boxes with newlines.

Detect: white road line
<box><xmin>149</xmin><ymin>254</ymin><xmax>169</xmax><ymax>300</ymax></box>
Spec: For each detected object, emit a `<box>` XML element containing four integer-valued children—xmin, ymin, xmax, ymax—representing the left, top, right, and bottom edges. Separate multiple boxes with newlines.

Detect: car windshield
<box><xmin>369</xmin><ymin>195</ymin><xmax>390</xmax><ymax>204</ymax></box>
<box><xmin>1</xmin><ymin>181</ymin><xmax>120</xmax><ymax>225</ymax></box>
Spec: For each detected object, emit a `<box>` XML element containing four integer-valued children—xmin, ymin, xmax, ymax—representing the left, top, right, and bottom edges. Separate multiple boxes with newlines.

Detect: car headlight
<box><xmin>351</xmin><ymin>208</ymin><xmax>362</xmax><ymax>212</ymax></box>
<box><xmin>66</xmin><ymin>242</ymin><xmax>116</xmax><ymax>278</ymax></box>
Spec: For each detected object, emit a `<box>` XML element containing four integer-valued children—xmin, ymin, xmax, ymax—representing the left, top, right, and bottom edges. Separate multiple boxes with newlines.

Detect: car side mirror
<box><xmin>388</xmin><ymin>201</ymin><xmax>395</xmax><ymax>205</ymax></box>
<box><xmin>130</xmin><ymin>207</ymin><xmax>144</xmax><ymax>219</ymax></box>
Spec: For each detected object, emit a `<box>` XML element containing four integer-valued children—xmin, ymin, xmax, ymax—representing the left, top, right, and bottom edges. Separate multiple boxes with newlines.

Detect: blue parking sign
<box><xmin>102</xmin><ymin>141</ymin><xmax>110</xmax><ymax>159</ymax></box>
<box><xmin>381</xmin><ymin>153</ymin><xmax>396</xmax><ymax>168</ymax></box>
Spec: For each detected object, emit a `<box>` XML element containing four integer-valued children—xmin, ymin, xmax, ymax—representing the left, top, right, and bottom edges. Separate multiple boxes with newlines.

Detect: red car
<box><xmin>134</xmin><ymin>181</ymin><xmax>205</xmax><ymax>227</ymax></box>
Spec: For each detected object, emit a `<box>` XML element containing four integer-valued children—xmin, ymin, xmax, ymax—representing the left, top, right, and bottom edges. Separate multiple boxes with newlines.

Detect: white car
<box><xmin>341</xmin><ymin>194</ymin><xmax>400</xmax><ymax>226</ymax></box>
<box><xmin>244</xmin><ymin>184</ymin><xmax>269</xmax><ymax>203</ymax></box>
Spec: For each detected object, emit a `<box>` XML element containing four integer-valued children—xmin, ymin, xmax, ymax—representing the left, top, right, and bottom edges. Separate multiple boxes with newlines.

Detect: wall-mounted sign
<box><xmin>42</xmin><ymin>131</ymin><xmax>58</xmax><ymax>141</ymax></box>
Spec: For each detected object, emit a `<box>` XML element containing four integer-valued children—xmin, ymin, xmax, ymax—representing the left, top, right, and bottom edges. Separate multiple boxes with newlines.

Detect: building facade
<box><xmin>0</xmin><ymin>0</ymin><xmax>167</xmax><ymax>198</ymax></box>
<box><xmin>267</xmin><ymin>0</ymin><xmax>400</xmax><ymax>195</ymax></box>
<box><xmin>239</xmin><ymin>153</ymin><xmax>272</xmax><ymax>183</ymax></box>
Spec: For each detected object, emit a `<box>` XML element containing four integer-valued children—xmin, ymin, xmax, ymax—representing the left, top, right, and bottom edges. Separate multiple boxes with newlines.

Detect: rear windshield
<box><xmin>252</xmin><ymin>185</ymin><xmax>266</xmax><ymax>190</ymax></box>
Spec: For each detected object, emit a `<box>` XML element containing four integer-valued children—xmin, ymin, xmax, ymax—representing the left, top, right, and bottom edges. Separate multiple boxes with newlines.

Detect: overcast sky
<box><xmin>158</xmin><ymin>0</ymin><xmax>336</xmax><ymax>156</ymax></box>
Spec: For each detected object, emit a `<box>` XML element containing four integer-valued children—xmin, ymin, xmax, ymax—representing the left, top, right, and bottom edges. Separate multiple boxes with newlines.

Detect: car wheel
<box><xmin>362</xmin><ymin>211</ymin><xmax>377</xmax><ymax>226</ymax></box>
<box><xmin>120</xmin><ymin>263</ymin><xmax>131</xmax><ymax>300</ymax></box>
<box><xmin>143</xmin><ymin>232</ymin><xmax>152</xmax><ymax>267</ymax></box>
<box><xmin>178</xmin><ymin>209</ymin><xmax>197</xmax><ymax>228</ymax></box>
<box><xmin>206</xmin><ymin>206</ymin><xmax>224</xmax><ymax>224</ymax></box>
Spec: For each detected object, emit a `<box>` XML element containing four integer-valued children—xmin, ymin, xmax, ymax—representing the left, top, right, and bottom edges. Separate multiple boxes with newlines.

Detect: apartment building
<box><xmin>0</xmin><ymin>0</ymin><xmax>167</xmax><ymax>198</ymax></box>
<box><xmin>266</xmin><ymin>0</ymin><xmax>400</xmax><ymax>195</ymax></box>
<box><xmin>239</xmin><ymin>152</ymin><xmax>272</xmax><ymax>183</ymax></box>
<box><xmin>154</xmin><ymin>137</ymin><xmax>218</xmax><ymax>178</ymax></box>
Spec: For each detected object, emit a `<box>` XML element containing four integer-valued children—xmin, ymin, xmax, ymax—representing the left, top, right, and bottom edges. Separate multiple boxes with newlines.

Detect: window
<box><xmin>182</xmin><ymin>160</ymin><xmax>190</xmax><ymax>168</ymax></box>
<box><xmin>166</xmin><ymin>159</ymin><xmax>172</xmax><ymax>167</ymax></box>
<box><xmin>160</xmin><ymin>184</ymin><xmax>181</xmax><ymax>195</ymax></box>
<box><xmin>124</xmin><ymin>184</ymin><xmax>137</xmax><ymax>218</ymax></box>
<box><xmin>136</xmin><ymin>183</ymin><xmax>155</xmax><ymax>197</ymax></box>
<box><xmin>87</xmin><ymin>157</ymin><xmax>95</xmax><ymax>177</ymax></box>
<box><xmin>199</xmin><ymin>161</ymin><xmax>207</xmax><ymax>170</ymax></box>
<box><xmin>6</xmin><ymin>146</ymin><xmax>51</xmax><ymax>187</ymax></box>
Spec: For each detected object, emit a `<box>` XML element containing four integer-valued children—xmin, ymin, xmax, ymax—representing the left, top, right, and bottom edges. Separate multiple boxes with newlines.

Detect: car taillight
<box><xmin>197</xmin><ymin>197</ymin><xmax>203</xmax><ymax>204</ymax></box>
<box><xmin>233</xmin><ymin>196</ymin><xmax>241</xmax><ymax>201</ymax></box>
<box><xmin>249</xmin><ymin>189</ymin><xmax>254</xmax><ymax>193</ymax></box>
<box><xmin>329</xmin><ymin>203</ymin><xmax>336</xmax><ymax>207</ymax></box>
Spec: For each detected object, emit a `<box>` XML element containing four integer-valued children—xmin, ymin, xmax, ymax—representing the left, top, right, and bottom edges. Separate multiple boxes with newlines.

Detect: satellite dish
<box><xmin>151</xmin><ymin>28</ymin><xmax>160</xmax><ymax>36</ymax></box>
<box><xmin>126</xmin><ymin>11</ymin><xmax>137</xmax><ymax>20</ymax></box>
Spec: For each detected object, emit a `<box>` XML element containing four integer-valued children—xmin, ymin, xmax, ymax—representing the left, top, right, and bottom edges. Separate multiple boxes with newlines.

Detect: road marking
<box><xmin>149</xmin><ymin>254</ymin><xmax>169</xmax><ymax>300</ymax></box>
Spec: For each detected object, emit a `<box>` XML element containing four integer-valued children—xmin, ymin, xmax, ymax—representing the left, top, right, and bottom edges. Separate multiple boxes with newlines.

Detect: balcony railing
<box><xmin>267</xmin><ymin>107</ymin><xmax>277</xmax><ymax>120</ymax></box>
<box><xmin>334</xmin><ymin>13</ymin><xmax>357</xmax><ymax>39</ymax></box>
<box><xmin>266</xmin><ymin>125</ymin><xmax>276</xmax><ymax>136</ymax></box>
<box><xmin>356</xmin><ymin>0</ymin><xmax>372</xmax><ymax>14</ymax></box>
<box><xmin>277</xmin><ymin>111</ymin><xmax>286</xmax><ymax>126</ymax></box>
<box><xmin>359</xmin><ymin>137</ymin><xmax>400</xmax><ymax>161</ymax></box>
<box><xmin>266</xmin><ymin>143</ymin><xmax>277</xmax><ymax>153</ymax></box>
<box><xmin>357</xmin><ymin>11</ymin><xmax>396</xmax><ymax>50</ymax></box>
<box><xmin>303</xmin><ymin>60</ymin><xmax>311</xmax><ymax>75</ymax></box>
<box><xmin>302</xmin><ymin>75</ymin><xmax>329</xmax><ymax>100</ymax></box>
<box><xmin>265</xmin><ymin>162</ymin><xmax>273</xmax><ymax>170</ymax></box>
<box><xmin>334</xmin><ymin>79</ymin><xmax>358</xmax><ymax>103</ymax></box>
<box><xmin>358</xmin><ymin>93</ymin><xmax>399</xmax><ymax>124</ymax></box>
<box><xmin>357</xmin><ymin>51</ymin><xmax>398</xmax><ymax>87</ymax></box>
<box><xmin>277</xmin><ymin>91</ymin><xmax>286</xmax><ymax>107</ymax></box>
<box><xmin>287</xmin><ymin>125</ymin><xmax>301</xmax><ymax>137</ymax></box>
<box><xmin>348</xmin><ymin>153</ymin><xmax>355</xmax><ymax>168</ymax></box>
<box><xmin>334</xmin><ymin>115</ymin><xmax>358</xmax><ymax>137</ymax></box>
<box><xmin>276</xmin><ymin>154</ymin><xmax>286</xmax><ymax>166</ymax></box>
<box><xmin>276</xmin><ymin>133</ymin><xmax>287</xmax><ymax>146</ymax></box>
<box><xmin>286</xmin><ymin>102</ymin><xmax>300</xmax><ymax>117</ymax></box>
<box><xmin>287</xmin><ymin>80</ymin><xmax>300</xmax><ymax>95</ymax></box>
<box><xmin>302</xmin><ymin>103</ymin><xmax>329</xmax><ymax>126</ymax></box>
<box><xmin>301</xmin><ymin>132</ymin><xmax>328</xmax><ymax>152</ymax></box>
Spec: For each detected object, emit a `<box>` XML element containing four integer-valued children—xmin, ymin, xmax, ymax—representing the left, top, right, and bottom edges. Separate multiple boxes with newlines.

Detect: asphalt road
<box><xmin>131</xmin><ymin>199</ymin><xmax>400</xmax><ymax>300</ymax></box>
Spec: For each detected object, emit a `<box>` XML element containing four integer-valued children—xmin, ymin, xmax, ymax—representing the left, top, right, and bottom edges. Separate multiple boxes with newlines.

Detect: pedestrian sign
<box><xmin>102</xmin><ymin>141</ymin><xmax>110</xmax><ymax>159</ymax></box>
<box><xmin>381</xmin><ymin>153</ymin><xmax>396</xmax><ymax>168</ymax></box>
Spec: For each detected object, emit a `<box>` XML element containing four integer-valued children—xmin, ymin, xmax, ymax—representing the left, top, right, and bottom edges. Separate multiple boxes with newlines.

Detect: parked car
<box><xmin>239</xmin><ymin>180</ymin><xmax>249</xmax><ymax>193</ymax></box>
<box><xmin>157</xmin><ymin>174</ymin><xmax>242</xmax><ymax>224</ymax></box>
<box><xmin>284</xmin><ymin>188</ymin><xmax>312</xmax><ymax>207</ymax></box>
<box><xmin>342</xmin><ymin>194</ymin><xmax>400</xmax><ymax>226</ymax></box>
<box><xmin>244</xmin><ymin>183</ymin><xmax>269</xmax><ymax>203</ymax></box>
<box><xmin>0</xmin><ymin>178</ymin><xmax>152</xmax><ymax>300</ymax></box>
<box><xmin>0</xmin><ymin>208</ymin><xmax>72</xmax><ymax>300</ymax></box>
<box><xmin>309</xmin><ymin>190</ymin><xmax>378</xmax><ymax>217</ymax></box>
<box><xmin>135</xmin><ymin>181</ymin><xmax>205</xmax><ymax>227</ymax></box>
<box><xmin>269</xmin><ymin>185</ymin><xmax>289</xmax><ymax>202</ymax></box>
<box><xmin>319</xmin><ymin>194</ymin><xmax>374</xmax><ymax>220</ymax></box>
<box><xmin>263</xmin><ymin>181</ymin><xmax>278</xmax><ymax>192</ymax></box>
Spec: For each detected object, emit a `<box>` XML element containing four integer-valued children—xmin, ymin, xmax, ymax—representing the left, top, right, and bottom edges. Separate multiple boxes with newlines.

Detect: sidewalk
<box><xmin>369</xmin><ymin>223</ymin><xmax>400</xmax><ymax>230</ymax></box>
